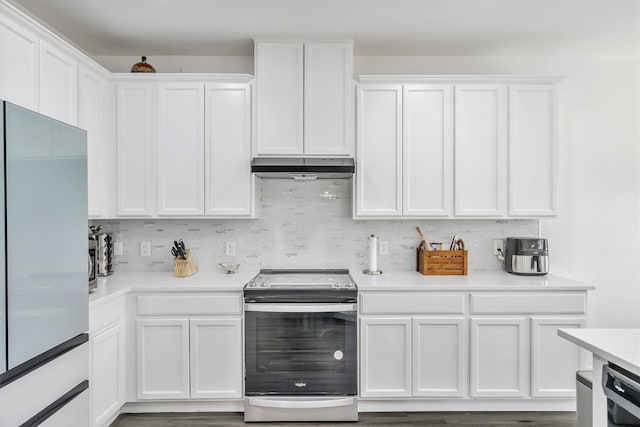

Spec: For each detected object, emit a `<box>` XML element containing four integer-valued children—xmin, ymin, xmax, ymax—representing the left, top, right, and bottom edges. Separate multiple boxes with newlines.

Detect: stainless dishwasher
<box><xmin>603</xmin><ymin>364</ymin><xmax>640</xmax><ymax>426</ymax></box>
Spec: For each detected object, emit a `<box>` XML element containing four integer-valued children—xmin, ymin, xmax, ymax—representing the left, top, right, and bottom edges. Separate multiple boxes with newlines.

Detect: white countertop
<box><xmin>352</xmin><ymin>270</ymin><xmax>594</xmax><ymax>291</ymax></box>
<box><xmin>90</xmin><ymin>269</ymin><xmax>593</xmax><ymax>306</ymax></box>
<box><xmin>558</xmin><ymin>328</ymin><xmax>640</xmax><ymax>376</ymax></box>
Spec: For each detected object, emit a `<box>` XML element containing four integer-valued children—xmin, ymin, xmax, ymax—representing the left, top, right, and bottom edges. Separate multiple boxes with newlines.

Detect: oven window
<box><xmin>245</xmin><ymin>308</ymin><xmax>357</xmax><ymax>395</ymax></box>
<box><xmin>254</xmin><ymin>312</ymin><xmax>351</xmax><ymax>374</ymax></box>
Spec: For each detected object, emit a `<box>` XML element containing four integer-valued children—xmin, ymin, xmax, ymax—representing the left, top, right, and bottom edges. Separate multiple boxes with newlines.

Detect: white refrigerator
<box><xmin>0</xmin><ymin>101</ymin><xmax>89</xmax><ymax>425</ymax></box>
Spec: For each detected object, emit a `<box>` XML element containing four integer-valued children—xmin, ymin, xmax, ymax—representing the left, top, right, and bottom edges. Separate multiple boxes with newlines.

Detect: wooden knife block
<box><xmin>173</xmin><ymin>249</ymin><xmax>198</xmax><ymax>277</ymax></box>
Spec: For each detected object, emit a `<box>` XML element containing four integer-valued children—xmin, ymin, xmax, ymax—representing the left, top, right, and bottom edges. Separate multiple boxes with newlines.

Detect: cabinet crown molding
<box><xmin>356</xmin><ymin>75</ymin><xmax>565</xmax><ymax>84</ymax></box>
<box><xmin>111</xmin><ymin>73</ymin><xmax>254</xmax><ymax>83</ymax></box>
<box><xmin>253</xmin><ymin>38</ymin><xmax>354</xmax><ymax>45</ymax></box>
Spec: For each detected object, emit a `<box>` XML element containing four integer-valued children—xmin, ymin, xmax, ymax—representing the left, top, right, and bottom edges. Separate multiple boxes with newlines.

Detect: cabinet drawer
<box><xmin>90</xmin><ymin>298</ymin><xmax>124</xmax><ymax>334</ymax></box>
<box><xmin>360</xmin><ymin>293</ymin><xmax>464</xmax><ymax>315</ymax></box>
<box><xmin>136</xmin><ymin>294</ymin><xmax>242</xmax><ymax>316</ymax></box>
<box><xmin>470</xmin><ymin>292</ymin><xmax>586</xmax><ymax>314</ymax></box>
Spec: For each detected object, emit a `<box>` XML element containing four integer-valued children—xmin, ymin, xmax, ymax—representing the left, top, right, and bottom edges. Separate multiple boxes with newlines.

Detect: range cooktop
<box><xmin>243</xmin><ymin>269</ymin><xmax>357</xmax><ymax>303</ymax></box>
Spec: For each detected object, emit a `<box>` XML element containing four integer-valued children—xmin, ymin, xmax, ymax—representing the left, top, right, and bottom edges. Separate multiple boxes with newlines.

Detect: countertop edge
<box><xmin>558</xmin><ymin>328</ymin><xmax>640</xmax><ymax>376</ymax></box>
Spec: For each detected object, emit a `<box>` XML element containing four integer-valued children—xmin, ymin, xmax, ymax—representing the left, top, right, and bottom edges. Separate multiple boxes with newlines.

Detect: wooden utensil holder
<box><xmin>173</xmin><ymin>249</ymin><xmax>198</xmax><ymax>277</ymax></box>
<box><xmin>417</xmin><ymin>247</ymin><xmax>468</xmax><ymax>276</ymax></box>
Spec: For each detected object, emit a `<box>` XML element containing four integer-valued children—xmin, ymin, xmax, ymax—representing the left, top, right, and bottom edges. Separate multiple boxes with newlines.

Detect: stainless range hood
<box><xmin>251</xmin><ymin>157</ymin><xmax>355</xmax><ymax>179</ymax></box>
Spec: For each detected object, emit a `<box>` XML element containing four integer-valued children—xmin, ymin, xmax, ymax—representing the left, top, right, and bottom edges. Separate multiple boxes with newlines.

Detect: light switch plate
<box><xmin>114</xmin><ymin>241</ymin><xmax>123</xmax><ymax>256</ymax></box>
<box><xmin>379</xmin><ymin>241</ymin><xmax>389</xmax><ymax>255</ymax></box>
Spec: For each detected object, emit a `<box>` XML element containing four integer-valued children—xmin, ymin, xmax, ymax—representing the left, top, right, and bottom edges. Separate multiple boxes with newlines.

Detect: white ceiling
<box><xmin>7</xmin><ymin>0</ymin><xmax>639</xmax><ymax>57</ymax></box>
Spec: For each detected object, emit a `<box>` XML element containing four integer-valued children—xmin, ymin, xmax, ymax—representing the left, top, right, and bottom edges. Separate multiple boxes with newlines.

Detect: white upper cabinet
<box><xmin>454</xmin><ymin>84</ymin><xmax>507</xmax><ymax>217</ymax></box>
<box><xmin>116</xmin><ymin>83</ymin><xmax>156</xmax><ymax>216</ymax></box>
<box><xmin>255</xmin><ymin>42</ymin><xmax>303</xmax><ymax>155</ymax></box>
<box><xmin>115</xmin><ymin>76</ymin><xmax>254</xmax><ymax>219</ymax></box>
<box><xmin>508</xmin><ymin>84</ymin><xmax>557</xmax><ymax>216</ymax></box>
<box><xmin>304</xmin><ymin>42</ymin><xmax>353</xmax><ymax>155</ymax></box>
<box><xmin>205</xmin><ymin>83</ymin><xmax>254</xmax><ymax>216</ymax></box>
<box><xmin>402</xmin><ymin>85</ymin><xmax>453</xmax><ymax>217</ymax></box>
<box><xmin>255</xmin><ymin>40</ymin><xmax>353</xmax><ymax>156</ymax></box>
<box><xmin>39</xmin><ymin>41</ymin><xmax>77</xmax><ymax>125</ymax></box>
<box><xmin>355</xmin><ymin>84</ymin><xmax>402</xmax><ymax>216</ymax></box>
<box><xmin>157</xmin><ymin>83</ymin><xmax>205</xmax><ymax>216</ymax></box>
<box><xmin>0</xmin><ymin>13</ymin><xmax>39</xmax><ymax>110</ymax></box>
<box><xmin>78</xmin><ymin>66</ymin><xmax>108</xmax><ymax>217</ymax></box>
<box><xmin>356</xmin><ymin>82</ymin><xmax>453</xmax><ymax>218</ymax></box>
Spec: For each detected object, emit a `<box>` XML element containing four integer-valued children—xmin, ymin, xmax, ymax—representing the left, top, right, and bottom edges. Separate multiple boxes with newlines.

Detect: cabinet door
<box><xmin>508</xmin><ymin>84</ymin><xmax>557</xmax><ymax>216</ymax></box>
<box><xmin>470</xmin><ymin>317</ymin><xmax>528</xmax><ymax>397</ymax></box>
<box><xmin>136</xmin><ymin>318</ymin><xmax>189</xmax><ymax>400</ymax></box>
<box><xmin>403</xmin><ymin>85</ymin><xmax>453</xmax><ymax>216</ymax></box>
<box><xmin>0</xmin><ymin>14</ymin><xmax>38</xmax><ymax>110</ymax></box>
<box><xmin>454</xmin><ymin>85</ymin><xmax>507</xmax><ymax>216</ymax></box>
<box><xmin>205</xmin><ymin>83</ymin><xmax>253</xmax><ymax>216</ymax></box>
<box><xmin>157</xmin><ymin>83</ymin><xmax>205</xmax><ymax>216</ymax></box>
<box><xmin>190</xmin><ymin>318</ymin><xmax>242</xmax><ymax>399</ymax></box>
<box><xmin>413</xmin><ymin>317</ymin><xmax>465</xmax><ymax>397</ymax></box>
<box><xmin>90</xmin><ymin>324</ymin><xmax>124</xmax><ymax>426</ymax></box>
<box><xmin>78</xmin><ymin>67</ymin><xmax>107</xmax><ymax>218</ymax></box>
<box><xmin>116</xmin><ymin>83</ymin><xmax>155</xmax><ymax>216</ymax></box>
<box><xmin>39</xmin><ymin>42</ymin><xmax>77</xmax><ymax>125</ymax></box>
<box><xmin>360</xmin><ymin>317</ymin><xmax>411</xmax><ymax>397</ymax></box>
<box><xmin>531</xmin><ymin>317</ymin><xmax>585</xmax><ymax>397</ymax></box>
<box><xmin>255</xmin><ymin>42</ymin><xmax>304</xmax><ymax>155</ymax></box>
<box><xmin>355</xmin><ymin>85</ymin><xmax>402</xmax><ymax>217</ymax></box>
<box><xmin>304</xmin><ymin>42</ymin><xmax>353</xmax><ymax>155</ymax></box>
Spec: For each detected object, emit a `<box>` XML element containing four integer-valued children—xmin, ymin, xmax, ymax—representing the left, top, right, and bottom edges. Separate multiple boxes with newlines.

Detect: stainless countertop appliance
<box><xmin>504</xmin><ymin>237</ymin><xmax>549</xmax><ymax>276</ymax></box>
<box><xmin>243</xmin><ymin>269</ymin><xmax>358</xmax><ymax>422</ymax></box>
<box><xmin>89</xmin><ymin>226</ymin><xmax>114</xmax><ymax>276</ymax></box>
<box><xmin>603</xmin><ymin>364</ymin><xmax>640</xmax><ymax>426</ymax></box>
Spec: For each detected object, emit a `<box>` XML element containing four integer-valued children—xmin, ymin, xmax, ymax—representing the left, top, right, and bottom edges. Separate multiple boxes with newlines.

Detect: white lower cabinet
<box><xmin>360</xmin><ymin>290</ymin><xmax>587</xmax><ymax>404</ymax></box>
<box><xmin>413</xmin><ymin>317</ymin><xmax>465</xmax><ymax>397</ymax></box>
<box><xmin>360</xmin><ymin>316</ymin><xmax>465</xmax><ymax>399</ymax></box>
<box><xmin>136</xmin><ymin>318</ymin><xmax>190</xmax><ymax>400</ymax></box>
<box><xmin>530</xmin><ymin>317</ymin><xmax>585</xmax><ymax>397</ymax></box>
<box><xmin>190</xmin><ymin>319</ymin><xmax>243</xmax><ymax>399</ymax></box>
<box><xmin>136</xmin><ymin>315</ymin><xmax>243</xmax><ymax>400</ymax></box>
<box><xmin>360</xmin><ymin>317</ymin><xmax>412</xmax><ymax>397</ymax></box>
<box><xmin>470</xmin><ymin>317</ymin><xmax>528</xmax><ymax>397</ymax></box>
<box><xmin>91</xmin><ymin>324</ymin><xmax>125</xmax><ymax>426</ymax></box>
<box><xmin>90</xmin><ymin>298</ymin><xmax>125</xmax><ymax>427</ymax></box>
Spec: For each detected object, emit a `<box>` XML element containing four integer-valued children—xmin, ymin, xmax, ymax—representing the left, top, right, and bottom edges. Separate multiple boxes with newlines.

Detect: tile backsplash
<box><xmin>93</xmin><ymin>179</ymin><xmax>538</xmax><ymax>273</ymax></box>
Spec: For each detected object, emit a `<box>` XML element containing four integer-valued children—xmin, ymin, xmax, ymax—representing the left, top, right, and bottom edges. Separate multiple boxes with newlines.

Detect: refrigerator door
<box><xmin>4</xmin><ymin>103</ymin><xmax>88</xmax><ymax>370</ymax></box>
<box><xmin>0</xmin><ymin>103</ymin><xmax>5</xmax><ymax>376</ymax></box>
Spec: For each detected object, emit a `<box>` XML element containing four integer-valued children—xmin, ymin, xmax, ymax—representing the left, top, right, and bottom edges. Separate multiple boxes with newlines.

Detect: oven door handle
<box><xmin>246</xmin><ymin>397</ymin><xmax>356</xmax><ymax>409</ymax></box>
<box><xmin>244</xmin><ymin>303</ymin><xmax>357</xmax><ymax>313</ymax></box>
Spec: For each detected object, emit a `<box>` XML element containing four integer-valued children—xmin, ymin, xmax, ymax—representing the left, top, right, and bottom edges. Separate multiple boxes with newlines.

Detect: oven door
<box><xmin>244</xmin><ymin>303</ymin><xmax>357</xmax><ymax>396</ymax></box>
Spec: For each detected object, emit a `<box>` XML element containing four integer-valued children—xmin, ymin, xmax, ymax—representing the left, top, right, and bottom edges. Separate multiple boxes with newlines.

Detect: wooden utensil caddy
<box><xmin>417</xmin><ymin>247</ymin><xmax>468</xmax><ymax>276</ymax></box>
<box><xmin>174</xmin><ymin>249</ymin><xmax>198</xmax><ymax>277</ymax></box>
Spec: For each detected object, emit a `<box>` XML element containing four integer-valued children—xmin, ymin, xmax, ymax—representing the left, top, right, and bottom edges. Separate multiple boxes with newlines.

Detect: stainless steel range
<box><xmin>243</xmin><ymin>269</ymin><xmax>358</xmax><ymax>422</ymax></box>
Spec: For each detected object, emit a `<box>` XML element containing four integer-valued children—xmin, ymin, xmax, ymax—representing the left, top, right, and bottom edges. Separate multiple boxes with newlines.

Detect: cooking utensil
<box><xmin>416</xmin><ymin>227</ymin><xmax>429</xmax><ymax>251</ymax></box>
<box><xmin>172</xmin><ymin>240</ymin><xmax>187</xmax><ymax>259</ymax></box>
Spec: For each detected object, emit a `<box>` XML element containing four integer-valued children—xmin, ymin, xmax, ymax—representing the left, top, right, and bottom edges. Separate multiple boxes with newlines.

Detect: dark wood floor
<box><xmin>111</xmin><ymin>411</ymin><xmax>576</xmax><ymax>427</ymax></box>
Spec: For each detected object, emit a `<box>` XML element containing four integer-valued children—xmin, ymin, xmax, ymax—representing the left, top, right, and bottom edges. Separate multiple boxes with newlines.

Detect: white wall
<box><xmin>355</xmin><ymin>55</ymin><xmax>640</xmax><ymax>328</ymax></box>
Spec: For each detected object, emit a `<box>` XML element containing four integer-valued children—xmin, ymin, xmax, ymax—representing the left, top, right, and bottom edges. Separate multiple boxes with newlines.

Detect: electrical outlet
<box><xmin>140</xmin><ymin>241</ymin><xmax>151</xmax><ymax>257</ymax></box>
<box><xmin>114</xmin><ymin>241</ymin><xmax>123</xmax><ymax>256</ymax></box>
<box><xmin>493</xmin><ymin>239</ymin><xmax>504</xmax><ymax>255</ymax></box>
<box><xmin>225</xmin><ymin>241</ymin><xmax>236</xmax><ymax>257</ymax></box>
<box><xmin>379</xmin><ymin>241</ymin><xmax>389</xmax><ymax>255</ymax></box>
